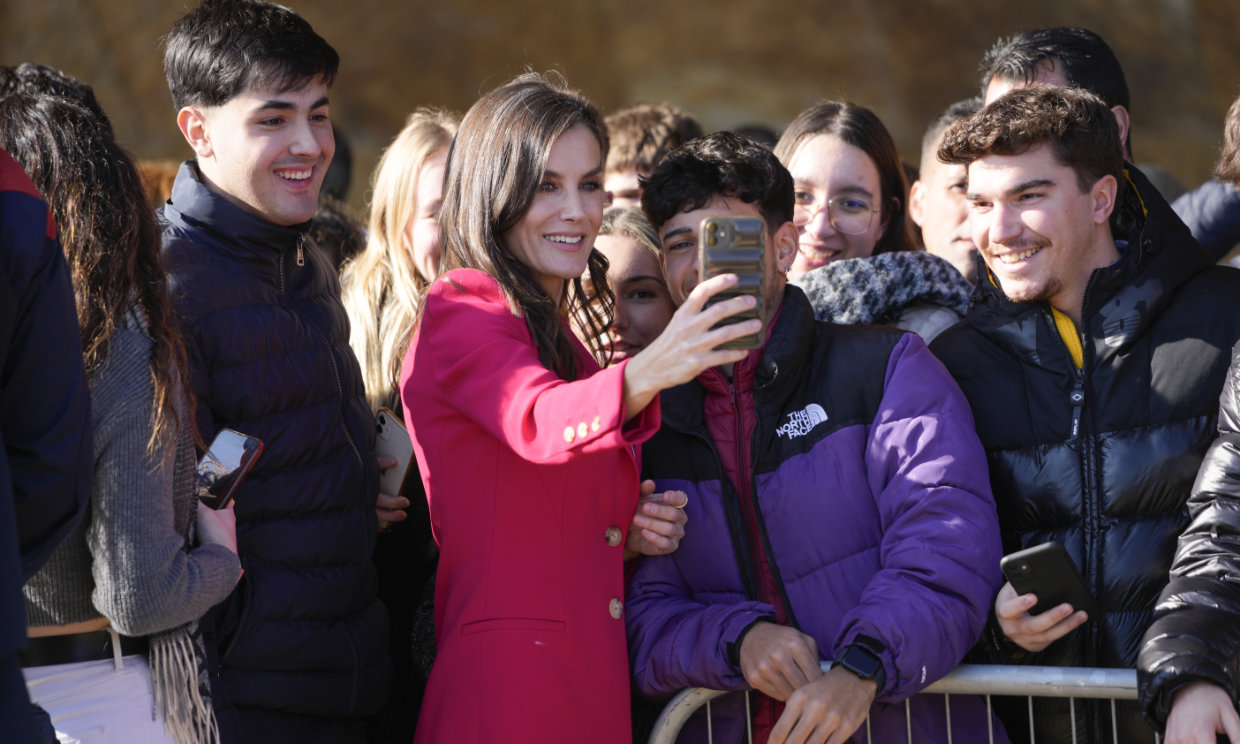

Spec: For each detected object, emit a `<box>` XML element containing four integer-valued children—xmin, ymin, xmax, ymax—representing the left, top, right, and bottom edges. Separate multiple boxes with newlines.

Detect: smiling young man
<box><xmin>158</xmin><ymin>2</ymin><xmax>391</xmax><ymax>742</ymax></box>
<box><xmin>626</xmin><ymin>132</ymin><xmax>1005</xmax><ymax>744</ymax></box>
<box><xmin>932</xmin><ymin>86</ymin><xmax>1240</xmax><ymax>744</ymax></box>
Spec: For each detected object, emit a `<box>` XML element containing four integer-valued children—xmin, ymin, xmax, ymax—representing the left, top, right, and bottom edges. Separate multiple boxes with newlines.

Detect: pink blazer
<box><xmin>401</xmin><ymin>269</ymin><xmax>659</xmax><ymax>744</ymax></box>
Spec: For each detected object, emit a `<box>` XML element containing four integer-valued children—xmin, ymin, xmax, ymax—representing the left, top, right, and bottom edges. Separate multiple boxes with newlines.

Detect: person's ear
<box><xmin>1091</xmin><ymin>174</ymin><xmax>1119</xmax><ymax>225</ymax></box>
<box><xmin>1110</xmin><ymin>105</ymin><xmax>1131</xmax><ymax>160</ymax></box>
<box><xmin>177</xmin><ymin>106</ymin><xmax>213</xmax><ymax>159</ymax></box>
<box><xmin>879</xmin><ymin>196</ymin><xmax>898</xmax><ymax>234</ymax></box>
<box><xmin>908</xmin><ymin>180</ymin><xmax>927</xmax><ymax>228</ymax></box>
<box><xmin>774</xmin><ymin>220</ymin><xmax>798</xmax><ymax>273</ymax></box>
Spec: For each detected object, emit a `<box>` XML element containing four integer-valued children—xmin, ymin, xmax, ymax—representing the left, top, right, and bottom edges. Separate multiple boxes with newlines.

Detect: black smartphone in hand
<box><xmin>1000</xmin><ymin>542</ymin><xmax>1101</xmax><ymax>618</ymax></box>
<box><xmin>197</xmin><ymin>428</ymin><xmax>263</xmax><ymax>510</ymax></box>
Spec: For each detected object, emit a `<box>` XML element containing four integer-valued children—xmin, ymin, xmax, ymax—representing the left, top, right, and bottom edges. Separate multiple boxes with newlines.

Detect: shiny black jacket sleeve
<box><xmin>1138</xmin><ymin>339</ymin><xmax>1240</xmax><ymax>729</ymax></box>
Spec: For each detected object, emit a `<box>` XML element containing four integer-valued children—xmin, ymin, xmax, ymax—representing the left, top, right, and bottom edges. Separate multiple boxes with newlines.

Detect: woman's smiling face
<box><xmin>501</xmin><ymin>124</ymin><xmax>606</xmax><ymax>302</ymax></box>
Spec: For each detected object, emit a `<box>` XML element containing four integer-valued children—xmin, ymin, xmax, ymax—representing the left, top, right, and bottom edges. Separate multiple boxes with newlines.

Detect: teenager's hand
<box><xmin>621</xmin><ymin>274</ymin><xmax>761</xmax><ymax>420</ymax></box>
<box><xmin>624</xmin><ymin>480</ymin><xmax>688</xmax><ymax>561</ymax></box>
<box><xmin>769</xmin><ymin>666</ymin><xmax>876</xmax><ymax>744</ymax></box>
<box><xmin>738</xmin><ymin>622</ymin><xmax>823</xmax><ymax>701</ymax></box>
<box><xmin>1164</xmin><ymin>681</ymin><xmax>1240</xmax><ymax>744</ymax></box>
<box><xmin>196</xmin><ymin>498</ymin><xmax>238</xmax><ymax>554</ymax></box>
<box><xmin>375</xmin><ymin>455</ymin><xmax>408</xmax><ymax>530</ymax></box>
<box><xmin>994</xmin><ymin>581</ymin><xmax>1088</xmax><ymax>653</ymax></box>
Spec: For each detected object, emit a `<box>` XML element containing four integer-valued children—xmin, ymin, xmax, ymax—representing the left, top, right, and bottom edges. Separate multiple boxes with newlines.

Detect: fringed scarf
<box><xmin>149</xmin><ymin>623</ymin><xmax>219</xmax><ymax>744</ymax></box>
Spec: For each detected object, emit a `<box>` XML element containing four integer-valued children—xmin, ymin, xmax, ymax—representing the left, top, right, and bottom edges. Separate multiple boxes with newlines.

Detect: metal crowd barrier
<box><xmin>648</xmin><ymin>663</ymin><xmax>1150</xmax><ymax>744</ymax></box>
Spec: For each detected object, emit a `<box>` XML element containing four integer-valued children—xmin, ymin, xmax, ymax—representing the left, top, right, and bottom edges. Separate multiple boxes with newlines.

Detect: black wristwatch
<box><xmin>836</xmin><ymin>635</ymin><xmax>886</xmax><ymax>691</ymax></box>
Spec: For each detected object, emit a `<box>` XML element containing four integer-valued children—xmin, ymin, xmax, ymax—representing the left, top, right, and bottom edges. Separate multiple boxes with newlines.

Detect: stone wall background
<box><xmin>4</xmin><ymin>0</ymin><xmax>1239</xmax><ymax>212</ymax></box>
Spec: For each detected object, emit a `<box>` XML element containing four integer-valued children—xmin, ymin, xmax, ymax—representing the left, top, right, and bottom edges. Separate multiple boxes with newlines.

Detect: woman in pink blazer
<box><xmin>400</xmin><ymin>72</ymin><xmax>761</xmax><ymax>744</ymax></box>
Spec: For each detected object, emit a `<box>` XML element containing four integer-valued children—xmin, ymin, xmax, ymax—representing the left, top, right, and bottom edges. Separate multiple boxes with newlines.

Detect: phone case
<box><xmin>197</xmin><ymin>428</ymin><xmax>263</xmax><ymax>510</ymax></box>
<box><xmin>698</xmin><ymin>216</ymin><xmax>766</xmax><ymax>349</ymax></box>
<box><xmin>375</xmin><ymin>408</ymin><xmax>414</xmax><ymax>498</ymax></box>
<box><xmin>1000</xmin><ymin>542</ymin><xmax>1101</xmax><ymax>618</ymax></box>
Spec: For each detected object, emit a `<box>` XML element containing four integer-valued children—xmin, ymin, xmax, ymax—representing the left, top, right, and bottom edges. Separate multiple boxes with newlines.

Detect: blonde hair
<box><xmin>341</xmin><ymin>107</ymin><xmax>458</xmax><ymax>412</ymax></box>
<box><xmin>599</xmin><ymin>206</ymin><xmax>660</xmax><ymax>259</ymax></box>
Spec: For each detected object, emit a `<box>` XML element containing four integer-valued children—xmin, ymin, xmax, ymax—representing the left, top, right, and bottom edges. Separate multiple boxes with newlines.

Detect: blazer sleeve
<box><xmin>1138</xmin><ymin>340</ymin><xmax>1240</xmax><ymax>730</ymax></box>
<box><xmin>834</xmin><ymin>333</ymin><xmax>1003</xmax><ymax>702</ymax></box>
<box><xmin>413</xmin><ymin>270</ymin><xmax>659</xmax><ymax>464</ymax></box>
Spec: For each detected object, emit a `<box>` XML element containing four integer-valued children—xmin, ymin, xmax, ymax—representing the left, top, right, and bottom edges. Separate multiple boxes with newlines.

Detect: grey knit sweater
<box><xmin>24</xmin><ymin>310</ymin><xmax>240</xmax><ymax>634</ymax></box>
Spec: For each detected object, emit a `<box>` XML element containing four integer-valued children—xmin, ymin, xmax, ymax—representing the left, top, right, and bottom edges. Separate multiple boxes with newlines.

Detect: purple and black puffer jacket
<box><xmin>626</xmin><ymin>286</ymin><xmax>1008</xmax><ymax>743</ymax></box>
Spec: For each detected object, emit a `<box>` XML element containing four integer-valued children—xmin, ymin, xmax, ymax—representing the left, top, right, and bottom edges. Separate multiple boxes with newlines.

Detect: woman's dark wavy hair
<box><xmin>432</xmin><ymin>71</ymin><xmax>612</xmax><ymax>381</ymax></box>
<box><xmin>773</xmin><ymin>101</ymin><xmax>916</xmax><ymax>255</ymax></box>
<box><xmin>0</xmin><ymin>93</ymin><xmax>193</xmax><ymax>451</ymax></box>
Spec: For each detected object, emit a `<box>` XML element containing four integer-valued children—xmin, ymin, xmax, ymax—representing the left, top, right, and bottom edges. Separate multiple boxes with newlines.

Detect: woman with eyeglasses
<box><xmin>774</xmin><ymin>101</ymin><xmax>972</xmax><ymax>342</ymax></box>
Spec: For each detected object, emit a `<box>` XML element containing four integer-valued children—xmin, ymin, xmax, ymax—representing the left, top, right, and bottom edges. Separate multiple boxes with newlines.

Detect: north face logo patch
<box><xmin>776</xmin><ymin>403</ymin><xmax>829</xmax><ymax>439</ymax></box>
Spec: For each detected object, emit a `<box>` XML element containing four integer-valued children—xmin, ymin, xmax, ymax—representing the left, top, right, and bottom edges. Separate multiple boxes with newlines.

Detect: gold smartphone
<box><xmin>698</xmin><ymin>216</ymin><xmax>766</xmax><ymax>349</ymax></box>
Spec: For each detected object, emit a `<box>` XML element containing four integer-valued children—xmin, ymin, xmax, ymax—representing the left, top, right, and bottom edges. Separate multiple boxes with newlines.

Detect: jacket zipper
<box><xmin>280</xmin><ymin>240</ymin><xmax>367</xmax><ymax>524</ymax></box>
<box><xmin>732</xmin><ymin>379</ymin><xmax>799</xmax><ymax>630</ymax></box>
<box><xmin>732</xmin><ymin>384</ymin><xmax>764</xmax><ymax>597</ymax></box>
<box><xmin>747</xmin><ymin>395</ymin><xmax>800</xmax><ymax>630</ymax></box>
<box><xmin>680</xmin><ymin>425</ymin><xmax>759</xmax><ymax>602</ymax></box>
<box><xmin>1065</xmin><ymin>298</ymin><xmax>1102</xmax><ymax>738</ymax></box>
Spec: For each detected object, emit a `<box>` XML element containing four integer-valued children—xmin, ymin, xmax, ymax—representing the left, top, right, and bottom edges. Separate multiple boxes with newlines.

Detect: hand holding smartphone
<box><xmin>698</xmin><ymin>216</ymin><xmax>766</xmax><ymax>349</ymax></box>
<box><xmin>375</xmin><ymin>408</ymin><xmax>414</xmax><ymax>498</ymax></box>
<box><xmin>1000</xmin><ymin>542</ymin><xmax>1100</xmax><ymax>618</ymax></box>
<box><xmin>197</xmin><ymin>428</ymin><xmax>263</xmax><ymax>510</ymax></box>
<box><xmin>375</xmin><ymin>408</ymin><xmax>414</xmax><ymax>530</ymax></box>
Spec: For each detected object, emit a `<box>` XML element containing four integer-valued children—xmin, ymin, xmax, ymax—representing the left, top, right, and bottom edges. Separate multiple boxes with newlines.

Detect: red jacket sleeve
<box><xmin>411</xmin><ymin>270</ymin><xmax>659</xmax><ymax>464</ymax></box>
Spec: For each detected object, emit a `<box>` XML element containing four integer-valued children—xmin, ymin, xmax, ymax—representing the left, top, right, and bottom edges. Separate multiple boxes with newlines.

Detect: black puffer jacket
<box><xmin>931</xmin><ymin>165</ymin><xmax>1240</xmax><ymax>744</ymax></box>
<box><xmin>1138</xmin><ymin>339</ymin><xmax>1240</xmax><ymax>731</ymax></box>
<box><xmin>159</xmin><ymin>162</ymin><xmax>391</xmax><ymax>724</ymax></box>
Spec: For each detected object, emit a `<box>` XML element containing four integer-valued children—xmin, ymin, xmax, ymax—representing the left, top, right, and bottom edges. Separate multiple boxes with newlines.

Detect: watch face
<box><xmin>843</xmin><ymin>646</ymin><xmax>882</xmax><ymax>678</ymax></box>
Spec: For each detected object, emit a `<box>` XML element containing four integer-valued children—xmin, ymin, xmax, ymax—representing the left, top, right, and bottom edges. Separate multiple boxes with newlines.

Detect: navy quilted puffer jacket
<box><xmin>158</xmin><ymin>162</ymin><xmax>391</xmax><ymax>720</ymax></box>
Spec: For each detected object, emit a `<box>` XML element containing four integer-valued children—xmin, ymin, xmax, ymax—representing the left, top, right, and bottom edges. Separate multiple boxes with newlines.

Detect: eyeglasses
<box><xmin>793</xmin><ymin>193</ymin><xmax>881</xmax><ymax>235</ymax></box>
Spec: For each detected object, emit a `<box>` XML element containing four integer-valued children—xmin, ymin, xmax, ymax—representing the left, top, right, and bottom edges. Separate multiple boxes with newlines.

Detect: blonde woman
<box><xmin>342</xmin><ymin>107</ymin><xmax>459</xmax><ymax>415</ymax></box>
<box><xmin>338</xmin><ymin>107</ymin><xmax>457</xmax><ymax>743</ymax></box>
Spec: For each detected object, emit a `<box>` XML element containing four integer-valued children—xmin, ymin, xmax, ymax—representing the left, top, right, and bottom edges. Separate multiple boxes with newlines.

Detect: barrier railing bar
<box><xmin>647</xmin><ymin>664</ymin><xmax>1140</xmax><ymax>744</ymax></box>
<box><xmin>944</xmin><ymin>693</ymin><xmax>953</xmax><ymax>744</ymax></box>
<box><xmin>744</xmin><ymin>691</ymin><xmax>751</xmax><ymax>744</ymax></box>
<box><xmin>920</xmin><ymin>665</ymin><xmax>1138</xmax><ymax>699</ymax></box>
